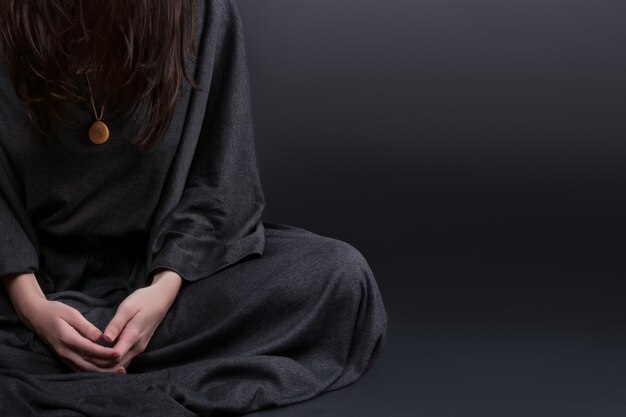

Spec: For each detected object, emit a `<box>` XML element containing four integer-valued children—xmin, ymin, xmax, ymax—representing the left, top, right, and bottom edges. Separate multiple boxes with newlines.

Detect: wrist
<box><xmin>3</xmin><ymin>273</ymin><xmax>48</xmax><ymax>328</ymax></box>
<box><xmin>150</xmin><ymin>269</ymin><xmax>182</xmax><ymax>286</ymax></box>
<box><xmin>3</xmin><ymin>273</ymin><xmax>47</xmax><ymax>308</ymax></box>
<box><xmin>149</xmin><ymin>269</ymin><xmax>183</xmax><ymax>303</ymax></box>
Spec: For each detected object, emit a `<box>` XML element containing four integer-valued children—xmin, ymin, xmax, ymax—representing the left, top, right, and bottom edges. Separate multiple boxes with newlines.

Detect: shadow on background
<box><xmin>239</xmin><ymin>1</ymin><xmax>626</xmax><ymax>416</ymax></box>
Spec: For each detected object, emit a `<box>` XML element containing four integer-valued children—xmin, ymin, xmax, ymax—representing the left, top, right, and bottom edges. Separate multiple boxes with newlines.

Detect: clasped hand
<box><xmin>25</xmin><ymin>271</ymin><xmax>182</xmax><ymax>373</ymax></box>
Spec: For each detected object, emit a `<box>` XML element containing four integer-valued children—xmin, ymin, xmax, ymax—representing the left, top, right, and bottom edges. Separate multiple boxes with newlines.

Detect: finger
<box><xmin>71</xmin><ymin>352</ymin><xmax>125</xmax><ymax>374</ymax></box>
<box><xmin>82</xmin><ymin>351</ymin><xmax>121</xmax><ymax>368</ymax></box>
<box><xmin>111</xmin><ymin>327</ymin><xmax>141</xmax><ymax>360</ymax></box>
<box><xmin>103</xmin><ymin>304</ymin><xmax>138</xmax><ymax>344</ymax></box>
<box><xmin>58</xmin><ymin>347</ymin><xmax>124</xmax><ymax>374</ymax></box>
<box><xmin>60</xmin><ymin>307</ymin><xmax>102</xmax><ymax>343</ymax></box>
<box><xmin>113</xmin><ymin>355</ymin><xmax>134</xmax><ymax>374</ymax></box>
<box><xmin>58</xmin><ymin>319</ymin><xmax>120</xmax><ymax>360</ymax></box>
<box><xmin>116</xmin><ymin>339</ymin><xmax>145</xmax><ymax>370</ymax></box>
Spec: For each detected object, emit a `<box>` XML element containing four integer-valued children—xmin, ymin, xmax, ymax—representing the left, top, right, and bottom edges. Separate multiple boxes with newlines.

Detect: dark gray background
<box><xmin>238</xmin><ymin>1</ymin><xmax>626</xmax><ymax>416</ymax></box>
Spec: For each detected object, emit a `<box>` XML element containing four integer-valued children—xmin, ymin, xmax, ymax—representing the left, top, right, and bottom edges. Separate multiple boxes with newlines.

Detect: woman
<box><xmin>0</xmin><ymin>0</ymin><xmax>388</xmax><ymax>415</ymax></box>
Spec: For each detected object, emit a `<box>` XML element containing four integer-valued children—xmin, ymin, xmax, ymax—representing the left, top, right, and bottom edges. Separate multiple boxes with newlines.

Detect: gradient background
<box><xmin>238</xmin><ymin>1</ymin><xmax>626</xmax><ymax>416</ymax></box>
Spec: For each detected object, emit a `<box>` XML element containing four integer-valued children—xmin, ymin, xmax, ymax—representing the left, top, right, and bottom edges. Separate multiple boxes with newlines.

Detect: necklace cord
<box><xmin>84</xmin><ymin>73</ymin><xmax>105</xmax><ymax>121</ymax></box>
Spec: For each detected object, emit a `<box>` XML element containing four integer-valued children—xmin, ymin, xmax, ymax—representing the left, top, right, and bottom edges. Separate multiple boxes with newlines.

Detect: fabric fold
<box><xmin>143</xmin><ymin>0</ymin><xmax>266</xmax><ymax>284</ymax></box>
<box><xmin>0</xmin><ymin>117</ymin><xmax>39</xmax><ymax>281</ymax></box>
<box><xmin>0</xmin><ymin>188</ymin><xmax>38</xmax><ymax>280</ymax></box>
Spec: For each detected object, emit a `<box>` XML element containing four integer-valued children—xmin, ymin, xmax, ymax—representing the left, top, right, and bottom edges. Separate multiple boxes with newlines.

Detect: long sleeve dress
<box><xmin>0</xmin><ymin>0</ymin><xmax>388</xmax><ymax>415</ymax></box>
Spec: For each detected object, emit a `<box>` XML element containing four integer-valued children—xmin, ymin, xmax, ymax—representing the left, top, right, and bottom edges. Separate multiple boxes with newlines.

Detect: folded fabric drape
<box><xmin>142</xmin><ymin>0</ymin><xmax>266</xmax><ymax>285</ymax></box>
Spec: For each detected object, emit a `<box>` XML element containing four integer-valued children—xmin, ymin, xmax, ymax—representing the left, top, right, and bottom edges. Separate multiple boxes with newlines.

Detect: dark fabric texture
<box><xmin>0</xmin><ymin>222</ymin><xmax>388</xmax><ymax>416</ymax></box>
<box><xmin>0</xmin><ymin>0</ymin><xmax>388</xmax><ymax>415</ymax></box>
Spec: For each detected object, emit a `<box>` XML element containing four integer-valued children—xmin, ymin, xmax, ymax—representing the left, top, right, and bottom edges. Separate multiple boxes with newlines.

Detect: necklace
<box><xmin>84</xmin><ymin>72</ymin><xmax>109</xmax><ymax>144</ymax></box>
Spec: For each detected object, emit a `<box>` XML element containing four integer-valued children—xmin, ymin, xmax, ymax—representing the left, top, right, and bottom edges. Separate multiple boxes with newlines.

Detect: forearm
<box><xmin>1</xmin><ymin>272</ymin><xmax>47</xmax><ymax>327</ymax></box>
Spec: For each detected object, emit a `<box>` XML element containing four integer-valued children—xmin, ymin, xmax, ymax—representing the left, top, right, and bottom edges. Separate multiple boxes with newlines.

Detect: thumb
<box><xmin>103</xmin><ymin>304</ymin><xmax>137</xmax><ymax>344</ymax></box>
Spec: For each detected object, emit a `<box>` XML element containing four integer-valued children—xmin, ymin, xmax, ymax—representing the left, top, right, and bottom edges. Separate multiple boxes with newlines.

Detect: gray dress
<box><xmin>0</xmin><ymin>0</ymin><xmax>388</xmax><ymax>415</ymax></box>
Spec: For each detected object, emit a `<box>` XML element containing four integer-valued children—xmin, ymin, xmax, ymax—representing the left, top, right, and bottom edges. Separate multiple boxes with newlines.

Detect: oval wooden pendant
<box><xmin>89</xmin><ymin>120</ymin><xmax>109</xmax><ymax>144</ymax></box>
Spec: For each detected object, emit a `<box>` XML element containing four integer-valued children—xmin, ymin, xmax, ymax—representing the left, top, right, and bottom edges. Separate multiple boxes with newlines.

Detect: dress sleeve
<box><xmin>0</xmin><ymin>188</ymin><xmax>38</xmax><ymax>280</ymax></box>
<box><xmin>145</xmin><ymin>0</ymin><xmax>266</xmax><ymax>283</ymax></box>
<box><xmin>0</xmin><ymin>67</ymin><xmax>39</xmax><ymax>280</ymax></box>
<box><xmin>0</xmin><ymin>145</ymin><xmax>39</xmax><ymax>277</ymax></box>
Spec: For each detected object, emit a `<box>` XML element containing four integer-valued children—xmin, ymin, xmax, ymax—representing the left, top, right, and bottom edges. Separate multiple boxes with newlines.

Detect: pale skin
<box><xmin>1</xmin><ymin>268</ymin><xmax>182</xmax><ymax>374</ymax></box>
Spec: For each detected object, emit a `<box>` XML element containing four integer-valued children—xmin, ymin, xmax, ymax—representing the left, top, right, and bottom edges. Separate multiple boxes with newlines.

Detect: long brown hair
<box><xmin>0</xmin><ymin>0</ymin><xmax>202</xmax><ymax>151</ymax></box>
